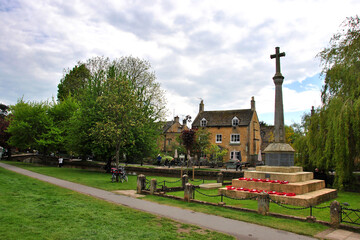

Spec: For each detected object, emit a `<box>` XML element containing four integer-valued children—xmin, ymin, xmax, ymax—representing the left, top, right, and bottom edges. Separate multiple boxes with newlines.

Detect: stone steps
<box><xmin>231</xmin><ymin>179</ymin><xmax>325</xmax><ymax>195</ymax></box>
<box><xmin>218</xmin><ymin>187</ymin><xmax>337</xmax><ymax>207</ymax></box>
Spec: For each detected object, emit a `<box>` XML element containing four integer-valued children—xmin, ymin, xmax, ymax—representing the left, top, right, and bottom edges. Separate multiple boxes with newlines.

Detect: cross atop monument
<box><xmin>270</xmin><ymin>47</ymin><xmax>285</xmax><ymax>76</ymax></box>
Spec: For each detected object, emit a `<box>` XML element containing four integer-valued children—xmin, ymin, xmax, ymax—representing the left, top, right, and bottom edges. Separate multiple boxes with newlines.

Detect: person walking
<box><xmin>58</xmin><ymin>157</ymin><xmax>63</xmax><ymax>168</ymax></box>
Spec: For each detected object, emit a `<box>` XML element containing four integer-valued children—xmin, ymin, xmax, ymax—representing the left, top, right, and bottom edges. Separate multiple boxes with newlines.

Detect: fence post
<box><xmin>217</xmin><ymin>172</ymin><xmax>223</xmax><ymax>184</ymax></box>
<box><xmin>182</xmin><ymin>174</ymin><xmax>189</xmax><ymax>189</ymax></box>
<box><xmin>306</xmin><ymin>206</ymin><xmax>316</xmax><ymax>222</ymax></box>
<box><xmin>330</xmin><ymin>200</ymin><xmax>341</xmax><ymax>228</ymax></box>
<box><xmin>184</xmin><ymin>183</ymin><xmax>194</xmax><ymax>202</ymax></box>
<box><xmin>137</xmin><ymin>174</ymin><xmax>146</xmax><ymax>194</ymax></box>
<box><xmin>257</xmin><ymin>192</ymin><xmax>269</xmax><ymax>215</ymax></box>
<box><xmin>150</xmin><ymin>179</ymin><xmax>157</xmax><ymax>195</ymax></box>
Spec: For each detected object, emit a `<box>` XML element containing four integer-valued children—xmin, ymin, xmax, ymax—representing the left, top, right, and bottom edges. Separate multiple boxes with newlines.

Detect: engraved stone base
<box><xmin>263</xmin><ymin>143</ymin><xmax>295</xmax><ymax>166</ymax></box>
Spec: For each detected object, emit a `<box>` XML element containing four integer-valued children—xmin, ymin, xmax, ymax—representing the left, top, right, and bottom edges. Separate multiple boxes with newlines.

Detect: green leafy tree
<box><xmin>295</xmin><ymin>16</ymin><xmax>360</xmax><ymax>189</ymax></box>
<box><xmin>204</xmin><ymin>144</ymin><xmax>228</xmax><ymax>167</ymax></box>
<box><xmin>316</xmin><ymin>16</ymin><xmax>360</xmax><ymax>188</ymax></box>
<box><xmin>57</xmin><ymin>64</ymin><xmax>91</xmax><ymax>101</ymax></box>
<box><xmin>193</xmin><ymin>128</ymin><xmax>211</xmax><ymax>161</ymax></box>
<box><xmin>91</xmin><ymin>69</ymin><xmax>148</xmax><ymax>172</ymax></box>
<box><xmin>62</xmin><ymin>56</ymin><xmax>166</xmax><ymax>162</ymax></box>
<box><xmin>7</xmin><ymin>100</ymin><xmax>52</xmax><ymax>152</ymax></box>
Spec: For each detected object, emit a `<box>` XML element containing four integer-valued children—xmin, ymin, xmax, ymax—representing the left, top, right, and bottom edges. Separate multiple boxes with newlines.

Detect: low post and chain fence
<box><xmin>136</xmin><ymin>175</ymin><xmax>360</xmax><ymax>228</ymax></box>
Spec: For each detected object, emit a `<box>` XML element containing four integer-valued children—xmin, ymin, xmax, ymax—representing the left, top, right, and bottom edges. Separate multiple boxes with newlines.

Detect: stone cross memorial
<box><xmin>219</xmin><ymin>47</ymin><xmax>337</xmax><ymax>207</ymax></box>
<box><xmin>264</xmin><ymin>47</ymin><xmax>295</xmax><ymax>166</ymax></box>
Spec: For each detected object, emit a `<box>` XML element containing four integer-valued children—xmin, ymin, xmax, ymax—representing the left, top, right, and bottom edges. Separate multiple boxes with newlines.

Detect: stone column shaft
<box><xmin>274</xmin><ymin>76</ymin><xmax>285</xmax><ymax>143</ymax></box>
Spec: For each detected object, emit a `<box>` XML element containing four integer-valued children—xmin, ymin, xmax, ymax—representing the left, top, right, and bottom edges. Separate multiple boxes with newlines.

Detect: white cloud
<box><xmin>0</xmin><ymin>0</ymin><xmax>359</xmax><ymax>125</ymax></box>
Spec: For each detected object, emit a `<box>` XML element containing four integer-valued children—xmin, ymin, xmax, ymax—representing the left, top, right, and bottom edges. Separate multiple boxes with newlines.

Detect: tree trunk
<box><xmin>116</xmin><ymin>147</ymin><xmax>120</xmax><ymax>182</ymax></box>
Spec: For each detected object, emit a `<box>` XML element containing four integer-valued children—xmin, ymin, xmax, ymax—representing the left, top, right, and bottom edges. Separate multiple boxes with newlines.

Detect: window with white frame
<box><xmin>200</xmin><ymin>118</ymin><xmax>207</xmax><ymax>127</ymax></box>
<box><xmin>230</xmin><ymin>151</ymin><xmax>241</xmax><ymax>160</ymax></box>
<box><xmin>230</xmin><ymin>134</ymin><xmax>240</xmax><ymax>143</ymax></box>
<box><xmin>232</xmin><ymin>117</ymin><xmax>239</xmax><ymax>126</ymax></box>
<box><xmin>216</xmin><ymin>134</ymin><xmax>222</xmax><ymax>143</ymax></box>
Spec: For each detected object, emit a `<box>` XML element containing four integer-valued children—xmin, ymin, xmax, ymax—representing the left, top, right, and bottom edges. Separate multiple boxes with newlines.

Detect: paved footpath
<box><xmin>1</xmin><ymin>162</ymin><xmax>356</xmax><ymax>240</ymax></box>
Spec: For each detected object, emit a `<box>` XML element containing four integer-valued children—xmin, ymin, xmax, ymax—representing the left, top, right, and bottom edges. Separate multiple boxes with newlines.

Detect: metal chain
<box><xmin>313</xmin><ymin>205</ymin><xmax>331</xmax><ymax>209</ymax></box>
<box><xmin>269</xmin><ymin>198</ymin><xmax>310</xmax><ymax>210</ymax></box>
<box><xmin>223</xmin><ymin>194</ymin><xmax>258</xmax><ymax>201</ymax></box>
<box><xmin>189</xmin><ymin>179</ymin><xmax>203</xmax><ymax>182</ymax></box>
<box><xmin>193</xmin><ymin>188</ymin><xmax>221</xmax><ymax>198</ymax></box>
<box><xmin>164</xmin><ymin>179</ymin><xmax>182</xmax><ymax>184</ymax></box>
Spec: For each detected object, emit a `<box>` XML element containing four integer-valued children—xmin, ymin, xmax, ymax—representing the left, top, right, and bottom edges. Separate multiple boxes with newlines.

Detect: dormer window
<box><xmin>232</xmin><ymin>117</ymin><xmax>239</xmax><ymax>127</ymax></box>
<box><xmin>200</xmin><ymin>118</ymin><xmax>207</xmax><ymax>127</ymax></box>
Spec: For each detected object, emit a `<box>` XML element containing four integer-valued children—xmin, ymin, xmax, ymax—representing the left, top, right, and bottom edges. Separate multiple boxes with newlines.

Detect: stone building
<box><xmin>158</xmin><ymin>116</ymin><xmax>189</xmax><ymax>153</ymax></box>
<box><xmin>192</xmin><ymin>97</ymin><xmax>261</xmax><ymax>163</ymax></box>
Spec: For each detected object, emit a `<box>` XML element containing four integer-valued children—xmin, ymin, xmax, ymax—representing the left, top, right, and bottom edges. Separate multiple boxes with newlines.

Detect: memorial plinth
<box><xmin>219</xmin><ymin>166</ymin><xmax>337</xmax><ymax>207</ymax></box>
<box><xmin>263</xmin><ymin>142</ymin><xmax>295</xmax><ymax>166</ymax></box>
<box><xmin>219</xmin><ymin>47</ymin><xmax>337</xmax><ymax>206</ymax></box>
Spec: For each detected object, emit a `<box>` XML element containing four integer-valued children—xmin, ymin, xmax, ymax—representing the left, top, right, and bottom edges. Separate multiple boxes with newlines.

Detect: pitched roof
<box><xmin>192</xmin><ymin>109</ymin><xmax>254</xmax><ymax>128</ymax></box>
<box><xmin>162</xmin><ymin>120</ymin><xmax>175</xmax><ymax>133</ymax></box>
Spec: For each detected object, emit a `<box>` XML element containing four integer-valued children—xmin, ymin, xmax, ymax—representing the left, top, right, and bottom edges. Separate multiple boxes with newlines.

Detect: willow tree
<box><xmin>312</xmin><ymin>16</ymin><xmax>360</xmax><ymax>188</ymax></box>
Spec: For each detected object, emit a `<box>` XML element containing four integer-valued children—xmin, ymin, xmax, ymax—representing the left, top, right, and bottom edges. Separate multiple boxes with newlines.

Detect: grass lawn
<box><xmin>166</xmin><ymin>188</ymin><xmax>360</xmax><ymax>224</ymax></box>
<box><xmin>0</xmin><ymin>166</ymin><xmax>233</xmax><ymax>240</ymax></box>
<box><xmin>3</xmin><ymin>161</ymin><xmax>359</xmax><ymax>236</ymax></box>
<box><xmin>0</xmin><ymin>161</ymin><xmax>216</xmax><ymax>191</ymax></box>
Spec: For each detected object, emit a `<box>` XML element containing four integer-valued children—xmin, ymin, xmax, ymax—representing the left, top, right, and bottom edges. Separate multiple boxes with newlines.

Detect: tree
<box><xmin>62</xmin><ymin>56</ymin><xmax>166</xmax><ymax>162</ymax></box>
<box><xmin>40</xmin><ymin>97</ymin><xmax>79</xmax><ymax>154</ymax></box>
<box><xmin>7</xmin><ymin>100</ymin><xmax>52</xmax><ymax>152</ymax></box>
<box><xmin>192</xmin><ymin>128</ymin><xmax>211</xmax><ymax>162</ymax></box>
<box><xmin>180</xmin><ymin>129</ymin><xmax>196</xmax><ymax>154</ymax></box>
<box><xmin>298</xmin><ymin>16</ymin><xmax>360</xmax><ymax>189</ymax></box>
<box><xmin>57</xmin><ymin>64</ymin><xmax>91</xmax><ymax>101</ymax></box>
<box><xmin>0</xmin><ymin>104</ymin><xmax>11</xmax><ymax>153</ymax></box>
<box><xmin>204</xmin><ymin>144</ymin><xmax>228</xmax><ymax>167</ymax></box>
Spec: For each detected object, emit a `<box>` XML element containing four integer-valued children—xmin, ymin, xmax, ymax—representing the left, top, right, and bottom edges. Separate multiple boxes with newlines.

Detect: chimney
<box><xmin>251</xmin><ymin>96</ymin><xmax>255</xmax><ymax>111</ymax></box>
<box><xmin>183</xmin><ymin>118</ymin><xmax>187</xmax><ymax>126</ymax></box>
<box><xmin>199</xmin><ymin>100</ymin><xmax>204</xmax><ymax>113</ymax></box>
<box><xmin>174</xmin><ymin>116</ymin><xmax>179</xmax><ymax>123</ymax></box>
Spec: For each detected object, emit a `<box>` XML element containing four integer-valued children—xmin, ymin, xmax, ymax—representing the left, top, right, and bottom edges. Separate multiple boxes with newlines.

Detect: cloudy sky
<box><xmin>1</xmin><ymin>0</ymin><xmax>359</xmax><ymax>126</ymax></box>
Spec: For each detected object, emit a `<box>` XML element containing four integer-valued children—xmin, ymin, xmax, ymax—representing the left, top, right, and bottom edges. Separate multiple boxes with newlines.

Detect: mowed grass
<box><xmin>0</xmin><ymin>167</ymin><xmax>233</xmax><ymax>240</ymax></box>
<box><xmin>1</xmin><ymin>161</ymin><xmax>216</xmax><ymax>191</ymax></box>
<box><xmin>167</xmin><ymin>188</ymin><xmax>360</xmax><ymax>224</ymax></box>
<box><xmin>3</xmin><ymin>161</ymin><xmax>359</xmax><ymax>236</ymax></box>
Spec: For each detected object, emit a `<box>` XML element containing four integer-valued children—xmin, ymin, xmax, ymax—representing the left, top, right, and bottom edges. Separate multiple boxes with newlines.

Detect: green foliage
<box><xmin>193</xmin><ymin>128</ymin><xmax>211</xmax><ymax>157</ymax></box>
<box><xmin>204</xmin><ymin>144</ymin><xmax>228</xmax><ymax>165</ymax></box>
<box><xmin>57</xmin><ymin>63</ymin><xmax>91</xmax><ymax>101</ymax></box>
<box><xmin>64</xmin><ymin>56</ymin><xmax>165</xmax><ymax>162</ymax></box>
<box><xmin>7</xmin><ymin>100</ymin><xmax>52</xmax><ymax>151</ymax></box>
<box><xmin>316</xmin><ymin>16</ymin><xmax>360</xmax><ymax>188</ymax></box>
<box><xmin>7</xmin><ymin>56</ymin><xmax>165</xmax><ymax>162</ymax></box>
<box><xmin>294</xmin><ymin>16</ymin><xmax>360</xmax><ymax>189</ymax></box>
<box><xmin>7</xmin><ymin>98</ymin><xmax>79</xmax><ymax>154</ymax></box>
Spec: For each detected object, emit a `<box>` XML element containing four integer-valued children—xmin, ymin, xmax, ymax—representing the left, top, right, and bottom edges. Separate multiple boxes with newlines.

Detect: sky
<box><xmin>1</xmin><ymin>0</ymin><xmax>359</xmax><ymax>126</ymax></box>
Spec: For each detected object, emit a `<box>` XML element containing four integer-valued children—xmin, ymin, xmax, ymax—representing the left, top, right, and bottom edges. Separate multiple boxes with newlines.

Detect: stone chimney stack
<box><xmin>182</xmin><ymin>118</ymin><xmax>187</xmax><ymax>126</ymax></box>
<box><xmin>174</xmin><ymin>116</ymin><xmax>179</xmax><ymax>123</ymax></box>
<box><xmin>199</xmin><ymin>100</ymin><xmax>204</xmax><ymax>113</ymax></box>
<box><xmin>251</xmin><ymin>96</ymin><xmax>255</xmax><ymax>111</ymax></box>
